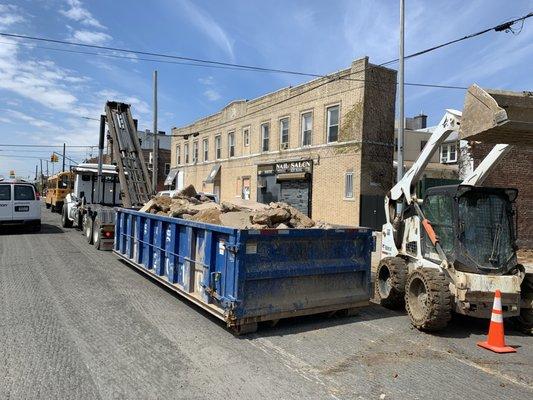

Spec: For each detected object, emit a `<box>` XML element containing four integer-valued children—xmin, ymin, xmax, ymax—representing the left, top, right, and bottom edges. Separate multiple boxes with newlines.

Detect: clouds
<box><xmin>198</xmin><ymin>76</ymin><xmax>222</xmax><ymax>102</ymax></box>
<box><xmin>0</xmin><ymin>38</ymin><xmax>89</xmax><ymax>115</ymax></box>
<box><xmin>71</xmin><ymin>30</ymin><xmax>112</xmax><ymax>45</ymax></box>
<box><xmin>61</xmin><ymin>1</ymin><xmax>111</xmax><ymax>45</ymax></box>
<box><xmin>60</xmin><ymin>0</ymin><xmax>105</xmax><ymax>29</ymax></box>
<box><xmin>0</xmin><ymin>4</ymin><xmax>25</xmax><ymax>30</ymax></box>
<box><xmin>178</xmin><ymin>0</ymin><xmax>235</xmax><ymax>61</ymax></box>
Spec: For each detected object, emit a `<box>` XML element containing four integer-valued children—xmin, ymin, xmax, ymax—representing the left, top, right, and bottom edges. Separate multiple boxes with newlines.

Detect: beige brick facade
<box><xmin>170</xmin><ymin>57</ymin><xmax>396</xmax><ymax>228</ymax></box>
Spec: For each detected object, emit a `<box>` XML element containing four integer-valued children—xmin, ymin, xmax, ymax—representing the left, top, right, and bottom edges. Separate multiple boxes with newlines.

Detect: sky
<box><xmin>0</xmin><ymin>0</ymin><xmax>532</xmax><ymax>178</ymax></box>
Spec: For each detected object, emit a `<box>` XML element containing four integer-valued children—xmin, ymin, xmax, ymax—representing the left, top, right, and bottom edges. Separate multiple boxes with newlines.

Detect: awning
<box><xmin>205</xmin><ymin>164</ymin><xmax>221</xmax><ymax>183</ymax></box>
<box><xmin>164</xmin><ymin>168</ymin><xmax>179</xmax><ymax>186</ymax></box>
<box><xmin>276</xmin><ymin>172</ymin><xmax>309</xmax><ymax>181</ymax></box>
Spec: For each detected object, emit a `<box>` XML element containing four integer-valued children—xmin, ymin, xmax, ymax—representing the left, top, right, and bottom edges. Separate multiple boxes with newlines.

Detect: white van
<box><xmin>0</xmin><ymin>179</ymin><xmax>41</xmax><ymax>231</ymax></box>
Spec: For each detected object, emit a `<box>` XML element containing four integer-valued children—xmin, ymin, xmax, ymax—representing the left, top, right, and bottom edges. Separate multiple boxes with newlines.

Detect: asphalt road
<box><xmin>1</xmin><ymin>207</ymin><xmax>532</xmax><ymax>400</ymax></box>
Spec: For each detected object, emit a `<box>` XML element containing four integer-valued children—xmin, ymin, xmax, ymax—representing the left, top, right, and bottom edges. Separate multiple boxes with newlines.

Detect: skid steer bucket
<box><xmin>460</xmin><ymin>84</ymin><xmax>533</xmax><ymax>145</ymax></box>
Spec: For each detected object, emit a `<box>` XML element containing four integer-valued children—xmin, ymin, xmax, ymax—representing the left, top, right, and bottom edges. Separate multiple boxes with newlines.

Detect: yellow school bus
<box><xmin>45</xmin><ymin>171</ymin><xmax>74</xmax><ymax>212</ymax></box>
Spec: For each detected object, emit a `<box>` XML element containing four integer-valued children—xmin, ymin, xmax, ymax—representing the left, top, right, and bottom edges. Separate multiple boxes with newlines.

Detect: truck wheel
<box><xmin>93</xmin><ymin>219</ymin><xmax>102</xmax><ymax>250</ymax></box>
<box><xmin>514</xmin><ymin>273</ymin><xmax>533</xmax><ymax>335</ymax></box>
<box><xmin>84</xmin><ymin>216</ymin><xmax>94</xmax><ymax>244</ymax></box>
<box><xmin>375</xmin><ymin>257</ymin><xmax>407</xmax><ymax>309</ymax></box>
<box><xmin>405</xmin><ymin>268</ymin><xmax>451</xmax><ymax>331</ymax></box>
<box><xmin>61</xmin><ymin>206</ymin><xmax>73</xmax><ymax>228</ymax></box>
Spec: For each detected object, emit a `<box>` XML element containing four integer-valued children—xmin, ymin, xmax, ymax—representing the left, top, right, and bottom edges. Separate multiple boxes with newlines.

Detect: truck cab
<box><xmin>62</xmin><ymin>163</ymin><xmax>122</xmax><ymax>250</ymax></box>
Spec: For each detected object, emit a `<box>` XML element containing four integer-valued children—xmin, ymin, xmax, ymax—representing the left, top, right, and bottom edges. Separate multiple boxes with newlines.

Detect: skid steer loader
<box><xmin>376</xmin><ymin>85</ymin><xmax>533</xmax><ymax>333</ymax></box>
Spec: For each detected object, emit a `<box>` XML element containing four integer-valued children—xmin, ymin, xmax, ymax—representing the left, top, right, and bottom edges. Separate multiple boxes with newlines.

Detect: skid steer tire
<box><xmin>375</xmin><ymin>257</ymin><xmax>408</xmax><ymax>309</ymax></box>
<box><xmin>405</xmin><ymin>268</ymin><xmax>451</xmax><ymax>332</ymax></box>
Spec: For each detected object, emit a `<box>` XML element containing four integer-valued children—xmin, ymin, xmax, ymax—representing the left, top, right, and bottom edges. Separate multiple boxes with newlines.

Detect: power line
<box><xmin>1</xmin><ymin>11</ymin><xmax>530</xmax><ymax>79</ymax></box>
<box><xmin>379</xmin><ymin>12</ymin><xmax>533</xmax><ymax>67</ymax></box>
<box><xmin>0</xmin><ymin>144</ymin><xmax>97</xmax><ymax>148</ymax></box>
<box><xmin>0</xmin><ymin>32</ymin><xmax>324</xmax><ymax>78</ymax></box>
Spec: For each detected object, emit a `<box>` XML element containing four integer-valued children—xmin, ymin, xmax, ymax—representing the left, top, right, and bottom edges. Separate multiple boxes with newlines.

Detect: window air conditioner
<box><xmin>280</xmin><ymin>143</ymin><xmax>288</xmax><ymax>150</ymax></box>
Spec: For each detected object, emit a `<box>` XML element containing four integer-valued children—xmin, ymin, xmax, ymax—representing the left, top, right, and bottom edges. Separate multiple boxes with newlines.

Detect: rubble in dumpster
<box><xmin>142</xmin><ymin>185</ymin><xmax>330</xmax><ymax>229</ymax></box>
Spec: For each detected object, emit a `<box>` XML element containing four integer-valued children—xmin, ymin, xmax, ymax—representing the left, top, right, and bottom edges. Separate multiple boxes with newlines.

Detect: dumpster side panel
<box><xmin>235</xmin><ymin>229</ymin><xmax>372</xmax><ymax>320</ymax></box>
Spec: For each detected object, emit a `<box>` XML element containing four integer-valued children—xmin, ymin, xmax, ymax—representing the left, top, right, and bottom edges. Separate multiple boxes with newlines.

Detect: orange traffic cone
<box><xmin>477</xmin><ymin>290</ymin><xmax>516</xmax><ymax>353</ymax></box>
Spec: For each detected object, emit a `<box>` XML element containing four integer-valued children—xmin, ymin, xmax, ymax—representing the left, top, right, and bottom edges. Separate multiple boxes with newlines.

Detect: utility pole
<box><xmin>152</xmin><ymin>70</ymin><xmax>158</xmax><ymax>194</ymax></box>
<box><xmin>46</xmin><ymin>160</ymin><xmax>49</xmax><ymax>178</ymax></box>
<box><xmin>397</xmin><ymin>0</ymin><xmax>405</xmax><ymax>183</ymax></box>
<box><xmin>62</xmin><ymin>143</ymin><xmax>66</xmax><ymax>172</ymax></box>
<box><xmin>35</xmin><ymin>165</ymin><xmax>38</xmax><ymax>182</ymax></box>
<box><xmin>96</xmin><ymin>115</ymin><xmax>106</xmax><ymax>204</ymax></box>
<box><xmin>40</xmin><ymin>158</ymin><xmax>43</xmax><ymax>189</ymax></box>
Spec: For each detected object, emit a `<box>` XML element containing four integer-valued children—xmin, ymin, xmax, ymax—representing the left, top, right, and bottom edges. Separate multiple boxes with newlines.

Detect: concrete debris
<box><xmin>178</xmin><ymin>184</ymin><xmax>197</xmax><ymax>198</ymax></box>
<box><xmin>143</xmin><ymin>186</ymin><xmax>323</xmax><ymax>229</ymax></box>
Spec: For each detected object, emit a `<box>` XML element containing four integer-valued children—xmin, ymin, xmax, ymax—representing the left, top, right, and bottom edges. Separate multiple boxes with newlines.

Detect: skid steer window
<box><xmin>459</xmin><ymin>192</ymin><xmax>514</xmax><ymax>268</ymax></box>
<box><xmin>423</xmin><ymin>194</ymin><xmax>454</xmax><ymax>257</ymax></box>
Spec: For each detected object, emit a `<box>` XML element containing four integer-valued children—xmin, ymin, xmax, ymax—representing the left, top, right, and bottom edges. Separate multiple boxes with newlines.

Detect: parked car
<box><xmin>0</xmin><ymin>179</ymin><xmax>41</xmax><ymax>231</ymax></box>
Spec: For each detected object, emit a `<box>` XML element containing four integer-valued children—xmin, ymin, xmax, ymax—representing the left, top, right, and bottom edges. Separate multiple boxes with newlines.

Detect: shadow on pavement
<box><xmin>0</xmin><ymin>223</ymin><xmax>64</xmax><ymax>235</ymax></box>
<box><xmin>117</xmin><ymin>258</ymin><xmax>403</xmax><ymax>337</ymax></box>
<box><xmin>434</xmin><ymin>313</ymin><xmax>530</xmax><ymax>339</ymax></box>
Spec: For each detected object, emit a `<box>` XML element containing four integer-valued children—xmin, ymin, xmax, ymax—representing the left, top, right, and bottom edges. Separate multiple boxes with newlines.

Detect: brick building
<box><xmin>169</xmin><ymin>57</ymin><xmax>396</xmax><ymax>228</ymax></box>
<box><xmin>470</xmin><ymin>144</ymin><xmax>533</xmax><ymax>248</ymax></box>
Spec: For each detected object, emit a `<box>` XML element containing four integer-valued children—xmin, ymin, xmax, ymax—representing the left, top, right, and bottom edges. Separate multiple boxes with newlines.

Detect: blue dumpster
<box><xmin>114</xmin><ymin>208</ymin><xmax>373</xmax><ymax>333</ymax></box>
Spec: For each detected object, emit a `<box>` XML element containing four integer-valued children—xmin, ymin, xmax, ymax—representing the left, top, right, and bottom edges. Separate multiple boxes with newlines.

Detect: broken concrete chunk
<box><xmin>220</xmin><ymin>201</ymin><xmax>243</xmax><ymax>213</ymax></box>
<box><xmin>140</xmin><ymin>199</ymin><xmax>155</xmax><ymax>213</ymax></box>
<box><xmin>188</xmin><ymin>208</ymin><xmax>222</xmax><ymax>225</ymax></box>
<box><xmin>220</xmin><ymin>211</ymin><xmax>254</xmax><ymax>229</ymax></box>
<box><xmin>178</xmin><ymin>184</ymin><xmax>197</xmax><ymax>198</ymax></box>
<box><xmin>252</xmin><ymin>208</ymin><xmax>291</xmax><ymax>226</ymax></box>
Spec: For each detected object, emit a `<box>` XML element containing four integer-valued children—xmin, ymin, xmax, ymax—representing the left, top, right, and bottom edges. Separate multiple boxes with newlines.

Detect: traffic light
<box><xmin>50</xmin><ymin>154</ymin><xmax>59</xmax><ymax>162</ymax></box>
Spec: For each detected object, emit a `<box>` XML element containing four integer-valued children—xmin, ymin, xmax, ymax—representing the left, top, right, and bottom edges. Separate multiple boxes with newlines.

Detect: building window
<box><xmin>261</xmin><ymin>123</ymin><xmax>269</xmax><ymax>152</ymax></box>
<box><xmin>301</xmin><ymin>112</ymin><xmax>312</xmax><ymax>146</ymax></box>
<box><xmin>243</xmin><ymin>127</ymin><xmax>250</xmax><ymax>147</ymax></box>
<box><xmin>192</xmin><ymin>141</ymin><xmax>198</xmax><ymax>163</ymax></box>
<box><xmin>228</xmin><ymin>132</ymin><xmax>235</xmax><ymax>157</ymax></box>
<box><xmin>440</xmin><ymin>143</ymin><xmax>457</xmax><ymax>163</ymax></box>
<box><xmin>164</xmin><ymin>163</ymin><xmax>171</xmax><ymax>175</ymax></box>
<box><xmin>327</xmin><ymin>105</ymin><xmax>339</xmax><ymax>142</ymax></box>
<box><xmin>203</xmin><ymin>138</ymin><xmax>209</xmax><ymax>161</ymax></box>
<box><xmin>420</xmin><ymin>140</ymin><xmax>427</xmax><ymax>152</ymax></box>
<box><xmin>215</xmin><ymin>135</ymin><xmax>221</xmax><ymax>159</ymax></box>
<box><xmin>279</xmin><ymin>117</ymin><xmax>289</xmax><ymax>149</ymax></box>
<box><xmin>344</xmin><ymin>172</ymin><xmax>354</xmax><ymax>199</ymax></box>
<box><xmin>176</xmin><ymin>145</ymin><xmax>181</xmax><ymax>165</ymax></box>
<box><xmin>184</xmin><ymin>143</ymin><xmax>189</xmax><ymax>164</ymax></box>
